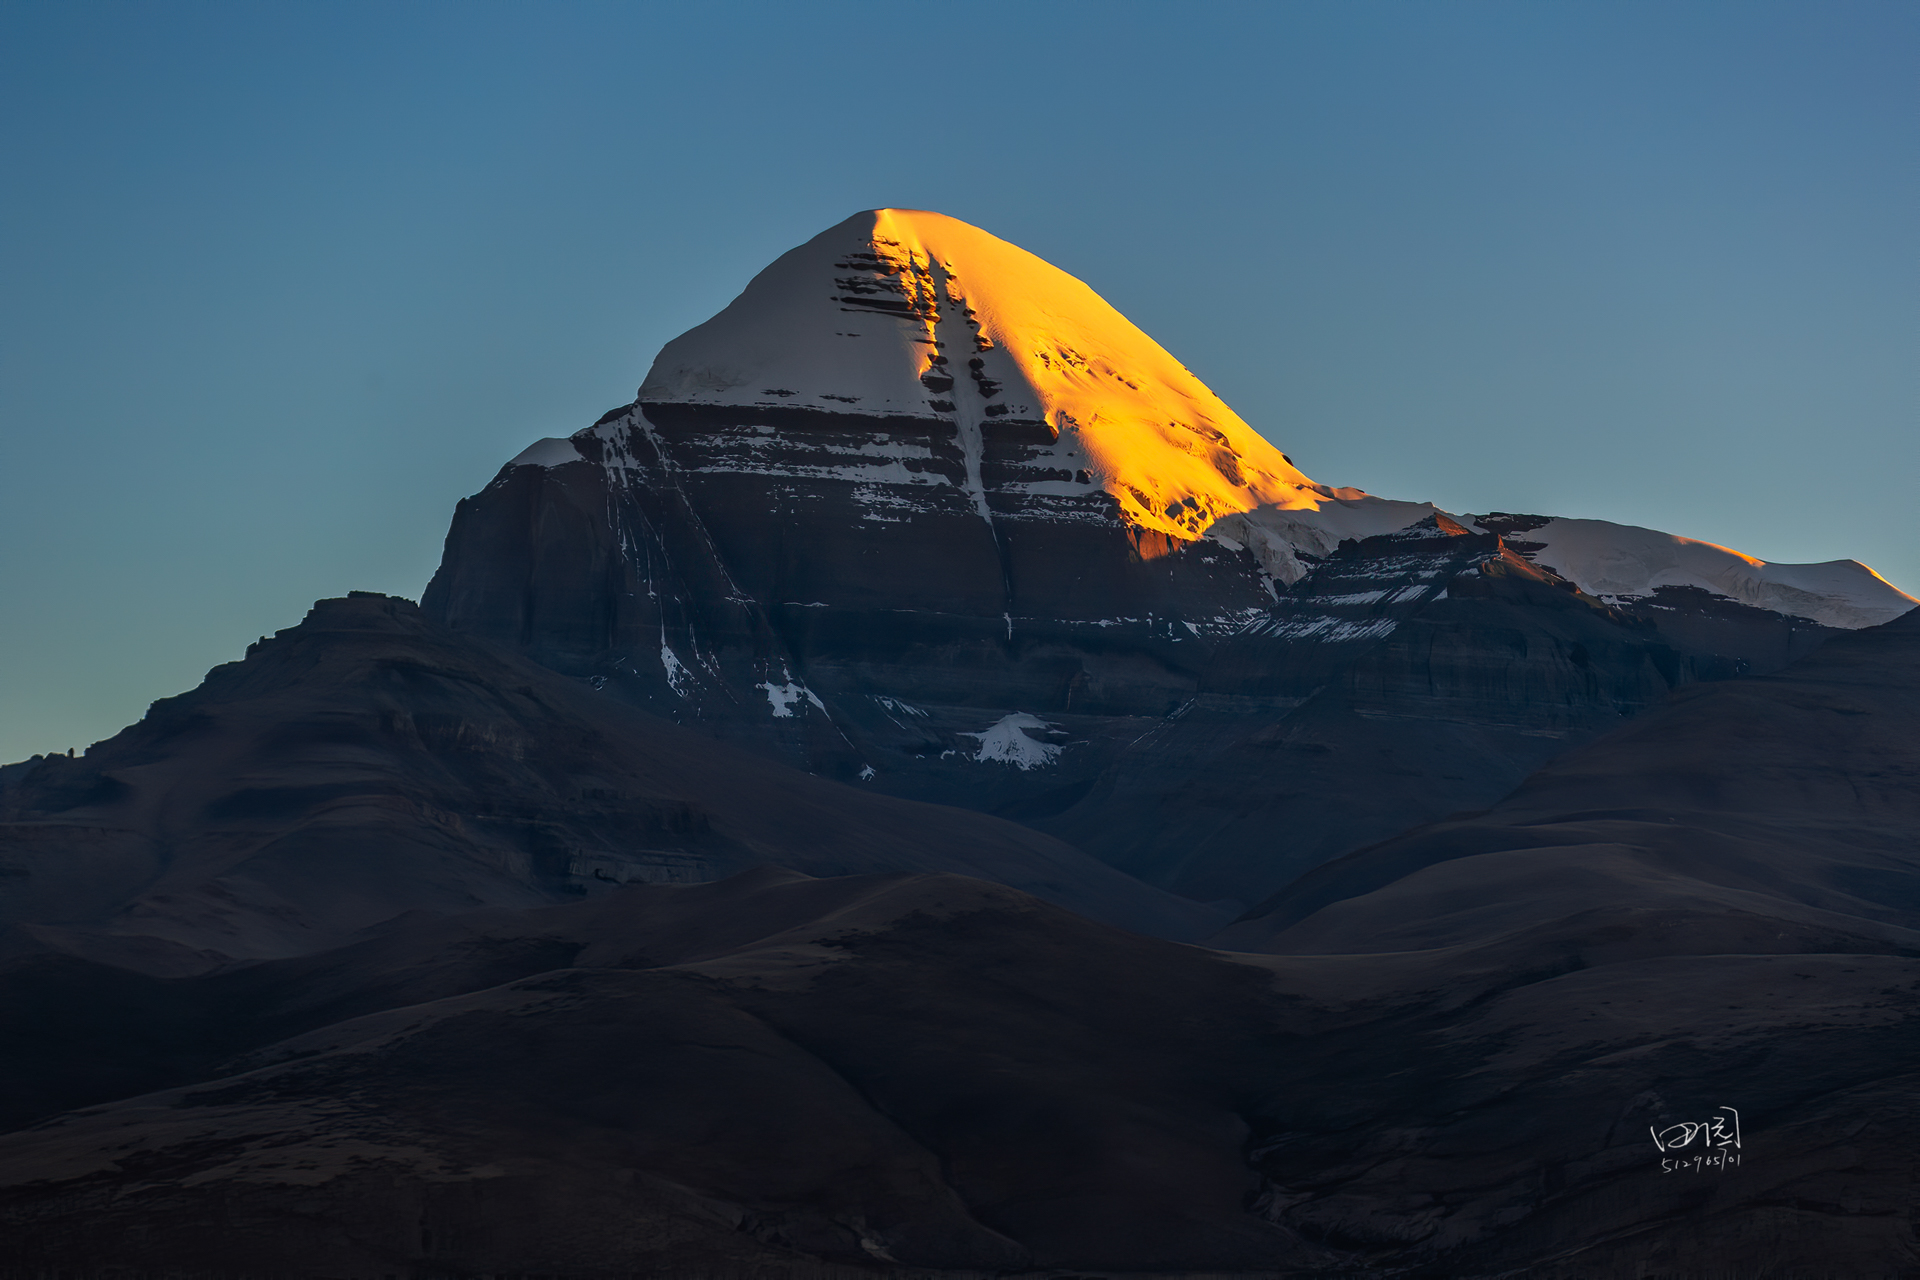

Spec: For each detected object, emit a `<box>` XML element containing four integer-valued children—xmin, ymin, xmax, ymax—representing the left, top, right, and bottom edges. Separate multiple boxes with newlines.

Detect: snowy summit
<box><xmin>499</xmin><ymin>208</ymin><xmax>1915</xmax><ymax>628</ymax></box>
<box><xmin>637</xmin><ymin>208</ymin><xmax>1429</xmax><ymax>563</ymax></box>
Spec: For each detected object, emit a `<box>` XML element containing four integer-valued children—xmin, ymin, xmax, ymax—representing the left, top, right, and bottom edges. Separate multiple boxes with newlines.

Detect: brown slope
<box><xmin>7</xmin><ymin>856</ymin><xmax>1920</xmax><ymax>1274</ymax></box>
<box><xmin>10</xmin><ymin>861</ymin><xmax>1920</xmax><ymax>1277</ymax></box>
<box><xmin>0</xmin><ymin>869</ymin><xmax>1333</xmax><ymax>1276</ymax></box>
<box><xmin>5</xmin><ymin>602</ymin><xmax>1919</xmax><ymax>1277</ymax></box>
<box><xmin>0</xmin><ymin>593</ymin><xmax>1220</xmax><ymax>972</ymax></box>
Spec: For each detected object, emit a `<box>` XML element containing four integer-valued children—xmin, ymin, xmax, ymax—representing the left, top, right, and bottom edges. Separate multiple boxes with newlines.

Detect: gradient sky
<box><xmin>3</xmin><ymin>0</ymin><xmax>1915</xmax><ymax>762</ymax></box>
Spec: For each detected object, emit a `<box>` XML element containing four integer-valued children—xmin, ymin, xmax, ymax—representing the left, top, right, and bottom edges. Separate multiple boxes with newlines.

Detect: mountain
<box><xmin>3</xmin><ymin>208</ymin><xmax>1917</xmax><ymax>1279</ymax></box>
<box><xmin>422</xmin><ymin>208</ymin><xmax>1914</xmax><ymax>906</ymax></box>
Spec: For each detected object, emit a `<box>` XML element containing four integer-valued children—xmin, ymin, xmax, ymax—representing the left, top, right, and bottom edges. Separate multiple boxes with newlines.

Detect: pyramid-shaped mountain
<box><xmin>424</xmin><ymin>209</ymin><xmax>1914</xmax><ymax>908</ymax></box>
<box><xmin>636</xmin><ymin>208</ymin><xmax>1431</xmax><ymax>560</ymax></box>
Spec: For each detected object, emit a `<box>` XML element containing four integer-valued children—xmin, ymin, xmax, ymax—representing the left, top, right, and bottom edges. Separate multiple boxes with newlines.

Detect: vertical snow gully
<box><xmin>929</xmin><ymin>254</ymin><xmax>1018</xmax><ymax>628</ymax></box>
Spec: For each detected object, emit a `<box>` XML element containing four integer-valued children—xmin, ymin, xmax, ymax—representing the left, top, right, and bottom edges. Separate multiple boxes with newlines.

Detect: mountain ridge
<box><xmin>0</xmin><ymin>592</ymin><xmax>1218</xmax><ymax>977</ymax></box>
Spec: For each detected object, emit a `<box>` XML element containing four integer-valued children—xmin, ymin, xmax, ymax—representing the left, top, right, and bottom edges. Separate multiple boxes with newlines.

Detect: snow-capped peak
<box><xmin>1482</xmin><ymin>515</ymin><xmax>1917</xmax><ymax>630</ymax></box>
<box><xmin>637</xmin><ymin>209</ymin><xmax>1425</xmax><ymax>552</ymax></box>
<box><xmin>507</xmin><ymin>436</ymin><xmax>583</xmax><ymax>468</ymax></box>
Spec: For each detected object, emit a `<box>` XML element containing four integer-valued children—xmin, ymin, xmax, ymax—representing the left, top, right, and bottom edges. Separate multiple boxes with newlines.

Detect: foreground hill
<box><xmin>2</xmin><ymin>606</ymin><xmax>1917</xmax><ymax>1276</ymax></box>
<box><xmin>0</xmin><ymin>870</ymin><xmax>1316</xmax><ymax>1275</ymax></box>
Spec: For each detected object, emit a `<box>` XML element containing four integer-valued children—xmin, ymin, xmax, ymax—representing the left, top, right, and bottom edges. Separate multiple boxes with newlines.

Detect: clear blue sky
<box><xmin>3</xmin><ymin>0</ymin><xmax>1915</xmax><ymax>762</ymax></box>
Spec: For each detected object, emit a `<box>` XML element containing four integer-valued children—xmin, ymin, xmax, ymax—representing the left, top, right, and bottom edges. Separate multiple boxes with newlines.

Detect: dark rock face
<box><xmin>425</xmin><ymin>409</ymin><xmax>1836</xmax><ymax>906</ymax></box>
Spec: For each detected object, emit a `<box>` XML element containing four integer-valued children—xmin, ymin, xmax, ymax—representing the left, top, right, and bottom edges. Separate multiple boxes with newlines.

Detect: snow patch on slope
<box><xmin>1502</xmin><ymin>517</ymin><xmax>1916</xmax><ymax>630</ymax></box>
<box><xmin>660</xmin><ymin>644</ymin><xmax>692</xmax><ymax>697</ymax></box>
<box><xmin>959</xmin><ymin>713</ymin><xmax>1064</xmax><ymax>770</ymax></box>
<box><xmin>759</xmin><ymin>677</ymin><xmax>826</xmax><ymax>718</ymax></box>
